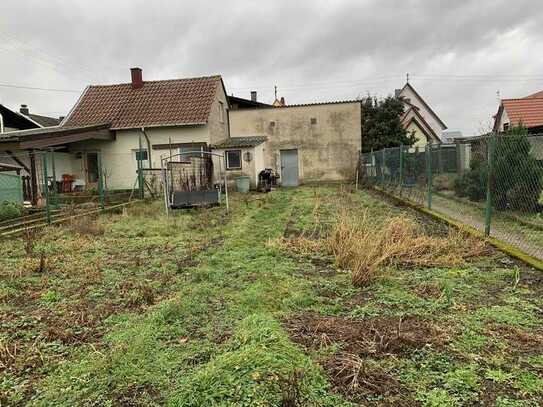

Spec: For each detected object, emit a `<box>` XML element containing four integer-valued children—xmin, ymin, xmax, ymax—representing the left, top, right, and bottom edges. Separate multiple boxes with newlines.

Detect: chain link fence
<box><xmin>0</xmin><ymin>150</ymin><xmax>142</xmax><ymax>236</ymax></box>
<box><xmin>359</xmin><ymin>133</ymin><xmax>543</xmax><ymax>261</ymax></box>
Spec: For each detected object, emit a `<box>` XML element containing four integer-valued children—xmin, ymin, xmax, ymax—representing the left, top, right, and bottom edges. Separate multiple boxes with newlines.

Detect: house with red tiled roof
<box><xmin>493</xmin><ymin>89</ymin><xmax>543</xmax><ymax>133</ymax></box>
<box><xmin>395</xmin><ymin>82</ymin><xmax>447</xmax><ymax>148</ymax></box>
<box><xmin>0</xmin><ymin>68</ymin><xmax>365</xmax><ymax>203</ymax></box>
<box><xmin>0</xmin><ymin>68</ymin><xmax>234</xmax><ymax>196</ymax></box>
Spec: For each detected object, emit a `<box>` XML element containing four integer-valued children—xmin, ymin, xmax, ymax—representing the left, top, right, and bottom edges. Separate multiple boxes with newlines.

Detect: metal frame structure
<box><xmin>160</xmin><ymin>151</ymin><xmax>229</xmax><ymax>214</ymax></box>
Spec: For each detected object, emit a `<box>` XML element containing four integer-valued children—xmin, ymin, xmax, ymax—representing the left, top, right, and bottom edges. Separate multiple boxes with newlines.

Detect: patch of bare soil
<box><xmin>284</xmin><ymin>313</ymin><xmax>450</xmax><ymax>357</ymax></box>
<box><xmin>487</xmin><ymin>324</ymin><xmax>543</xmax><ymax>356</ymax></box>
<box><xmin>283</xmin><ymin>313</ymin><xmax>437</xmax><ymax>404</ymax></box>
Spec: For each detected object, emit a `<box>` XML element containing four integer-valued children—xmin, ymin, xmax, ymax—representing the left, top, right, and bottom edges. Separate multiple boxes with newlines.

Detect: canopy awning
<box><xmin>0</xmin><ymin>123</ymin><xmax>114</xmax><ymax>149</ymax></box>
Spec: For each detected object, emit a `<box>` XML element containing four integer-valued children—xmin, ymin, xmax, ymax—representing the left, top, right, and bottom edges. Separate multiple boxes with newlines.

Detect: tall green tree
<box><xmin>361</xmin><ymin>96</ymin><xmax>416</xmax><ymax>152</ymax></box>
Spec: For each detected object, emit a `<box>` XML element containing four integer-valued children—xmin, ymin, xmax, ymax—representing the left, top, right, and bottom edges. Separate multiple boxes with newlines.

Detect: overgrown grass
<box><xmin>1</xmin><ymin>186</ymin><xmax>542</xmax><ymax>405</ymax></box>
<box><xmin>273</xmin><ymin>204</ymin><xmax>488</xmax><ymax>286</ymax></box>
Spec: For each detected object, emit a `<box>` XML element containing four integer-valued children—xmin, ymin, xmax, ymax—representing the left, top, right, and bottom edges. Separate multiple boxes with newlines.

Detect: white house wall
<box><xmin>68</xmin><ymin>125</ymin><xmax>211</xmax><ymax>190</ymax></box>
<box><xmin>213</xmin><ymin>147</ymin><xmax>258</xmax><ymax>188</ymax></box>
<box><xmin>495</xmin><ymin>108</ymin><xmax>510</xmax><ymax>132</ymax></box>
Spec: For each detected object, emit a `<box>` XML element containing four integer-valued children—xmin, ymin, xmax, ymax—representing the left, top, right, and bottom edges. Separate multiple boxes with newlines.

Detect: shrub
<box><xmin>493</xmin><ymin>128</ymin><xmax>543</xmax><ymax>211</ymax></box>
<box><xmin>454</xmin><ymin>158</ymin><xmax>487</xmax><ymax>202</ymax></box>
<box><xmin>0</xmin><ymin>201</ymin><xmax>22</xmax><ymax>221</ymax></box>
<box><xmin>454</xmin><ymin>127</ymin><xmax>543</xmax><ymax>212</ymax></box>
<box><xmin>433</xmin><ymin>174</ymin><xmax>454</xmax><ymax>192</ymax></box>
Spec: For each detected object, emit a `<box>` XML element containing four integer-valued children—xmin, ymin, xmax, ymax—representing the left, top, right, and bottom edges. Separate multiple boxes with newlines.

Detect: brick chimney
<box><xmin>20</xmin><ymin>104</ymin><xmax>29</xmax><ymax>115</ymax></box>
<box><xmin>250</xmin><ymin>91</ymin><xmax>257</xmax><ymax>102</ymax></box>
<box><xmin>130</xmin><ymin>67</ymin><xmax>143</xmax><ymax>89</ymax></box>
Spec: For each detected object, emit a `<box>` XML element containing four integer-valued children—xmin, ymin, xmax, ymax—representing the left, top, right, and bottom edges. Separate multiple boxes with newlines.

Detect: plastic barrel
<box><xmin>235</xmin><ymin>176</ymin><xmax>251</xmax><ymax>193</ymax></box>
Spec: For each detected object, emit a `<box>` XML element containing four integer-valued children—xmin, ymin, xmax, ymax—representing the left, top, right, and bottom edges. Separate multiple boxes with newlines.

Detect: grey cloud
<box><xmin>0</xmin><ymin>0</ymin><xmax>542</xmax><ymax>135</ymax></box>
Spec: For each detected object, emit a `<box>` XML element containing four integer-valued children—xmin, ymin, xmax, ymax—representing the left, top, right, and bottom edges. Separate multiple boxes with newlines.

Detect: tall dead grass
<box><xmin>329</xmin><ymin>211</ymin><xmax>488</xmax><ymax>286</ymax></box>
<box><xmin>273</xmin><ymin>210</ymin><xmax>489</xmax><ymax>286</ymax></box>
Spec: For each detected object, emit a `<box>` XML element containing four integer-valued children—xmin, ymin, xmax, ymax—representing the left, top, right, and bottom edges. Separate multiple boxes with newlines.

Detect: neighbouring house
<box><xmin>0</xmin><ymin>104</ymin><xmax>43</xmax><ymax>133</ymax></box>
<box><xmin>0</xmin><ymin>103</ymin><xmax>61</xmax><ymax>202</ymax></box>
<box><xmin>19</xmin><ymin>104</ymin><xmax>61</xmax><ymax>127</ymax></box>
<box><xmin>395</xmin><ymin>82</ymin><xmax>447</xmax><ymax>147</ymax></box>
<box><xmin>493</xmin><ymin>89</ymin><xmax>543</xmax><ymax>133</ymax></box>
<box><xmin>272</xmin><ymin>96</ymin><xmax>286</xmax><ymax>107</ymax></box>
<box><xmin>229</xmin><ymin>100</ymin><xmax>362</xmax><ymax>185</ymax></box>
<box><xmin>228</xmin><ymin>91</ymin><xmax>271</xmax><ymax>110</ymax></box>
<box><xmin>0</xmin><ymin>68</ymin><xmax>230</xmax><ymax>197</ymax></box>
<box><xmin>492</xmin><ymin>89</ymin><xmax>543</xmax><ymax>160</ymax></box>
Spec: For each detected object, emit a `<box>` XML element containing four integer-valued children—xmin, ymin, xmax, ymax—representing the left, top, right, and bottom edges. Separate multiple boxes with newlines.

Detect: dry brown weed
<box><xmin>271</xmin><ymin>210</ymin><xmax>489</xmax><ymax>286</ymax></box>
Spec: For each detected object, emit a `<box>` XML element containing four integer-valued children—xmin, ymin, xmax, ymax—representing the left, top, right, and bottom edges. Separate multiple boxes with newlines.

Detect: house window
<box><xmin>134</xmin><ymin>149</ymin><xmax>148</xmax><ymax>162</ymax></box>
<box><xmin>503</xmin><ymin>123</ymin><xmax>510</xmax><ymax>131</ymax></box>
<box><xmin>219</xmin><ymin>101</ymin><xmax>225</xmax><ymax>123</ymax></box>
<box><xmin>310</xmin><ymin>117</ymin><xmax>317</xmax><ymax>125</ymax></box>
<box><xmin>225</xmin><ymin>150</ymin><xmax>241</xmax><ymax>170</ymax></box>
<box><xmin>179</xmin><ymin>145</ymin><xmax>204</xmax><ymax>162</ymax></box>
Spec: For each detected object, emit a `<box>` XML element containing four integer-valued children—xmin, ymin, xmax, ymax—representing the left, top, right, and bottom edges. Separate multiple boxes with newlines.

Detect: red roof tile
<box><xmin>64</xmin><ymin>76</ymin><xmax>222</xmax><ymax>129</ymax></box>
<box><xmin>502</xmin><ymin>97</ymin><xmax>543</xmax><ymax>128</ymax></box>
<box><xmin>525</xmin><ymin>89</ymin><xmax>543</xmax><ymax>98</ymax></box>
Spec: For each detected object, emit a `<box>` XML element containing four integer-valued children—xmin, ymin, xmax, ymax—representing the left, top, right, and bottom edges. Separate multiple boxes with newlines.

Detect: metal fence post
<box><xmin>370</xmin><ymin>149</ymin><xmax>375</xmax><ymax>182</ymax></box>
<box><xmin>97</xmin><ymin>151</ymin><xmax>105</xmax><ymax>209</ymax></box>
<box><xmin>381</xmin><ymin>148</ymin><xmax>386</xmax><ymax>185</ymax></box>
<box><xmin>484</xmin><ymin>135</ymin><xmax>496</xmax><ymax>236</ymax></box>
<box><xmin>399</xmin><ymin>144</ymin><xmax>404</xmax><ymax>188</ymax></box>
<box><xmin>138</xmin><ymin>136</ymin><xmax>144</xmax><ymax>199</ymax></box>
<box><xmin>426</xmin><ymin>144</ymin><xmax>432</xmax><ymax>209</ymax></box>
<box><xmin>42</xmin><ymin>153</ymin><xmax>51</xmax><ymax>224</ymax></box>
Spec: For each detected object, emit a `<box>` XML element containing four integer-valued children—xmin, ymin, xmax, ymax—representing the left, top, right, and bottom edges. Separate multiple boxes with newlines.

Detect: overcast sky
<box><xmin>1</xmin><ymin>0</ymin><xmax>542</xmax><ymax>136</ymax></box>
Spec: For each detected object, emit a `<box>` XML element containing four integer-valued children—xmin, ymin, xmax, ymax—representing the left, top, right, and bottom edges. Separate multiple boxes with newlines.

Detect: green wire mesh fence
<box><xmin>359</xmin><ymin>133</ymin><xmax>543</xmax><ymax>261</ymax></box>
<box><xmin>0</xmin><ymin>149</ymin><xmax>142</xmax><ymax>235</ymax></box>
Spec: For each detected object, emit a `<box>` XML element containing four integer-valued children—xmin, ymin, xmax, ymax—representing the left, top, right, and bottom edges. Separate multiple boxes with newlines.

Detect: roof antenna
<box><xmin>406</xmin><ymin>73</ymin><xmax>410</xmax><ymax>84</ymax></box>
<box><xmin>274</xmin><ymin>85</ymin><xmax>278</xmax><ymax>100</ymax></box>
<box><xmin>496</xmin><ymin>90</ymin><xmax>501</xmax><ymax>102</ymax></box>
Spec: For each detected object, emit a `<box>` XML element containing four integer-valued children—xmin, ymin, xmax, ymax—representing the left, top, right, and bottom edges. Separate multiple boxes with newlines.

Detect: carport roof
<box><xmin>212</xmin><ymin>136</ymin><xmax>267</xmax><ymax>149</ymax></box>
<box><xmin>0</xmin><ymin>123</ymin><xmax>113</xmax><ymax>149</ymax></box>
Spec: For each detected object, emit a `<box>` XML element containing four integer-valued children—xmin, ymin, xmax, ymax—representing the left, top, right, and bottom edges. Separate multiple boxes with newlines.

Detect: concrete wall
<box><xmin>230</xmin><ymin>102</ymin><xmax>361</xmax><ymax>183</ymax></box>
<box><xmin>208</xmin><ymin>81</ymin><xmax>230</xmax><ymax>145</ymax></box>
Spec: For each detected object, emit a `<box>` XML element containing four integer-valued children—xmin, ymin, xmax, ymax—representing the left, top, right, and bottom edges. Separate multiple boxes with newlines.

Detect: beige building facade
<box><xmin>229</xmin><ymin>101</ymin><xmax>362</xmax><ymax>184</ymax></box>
